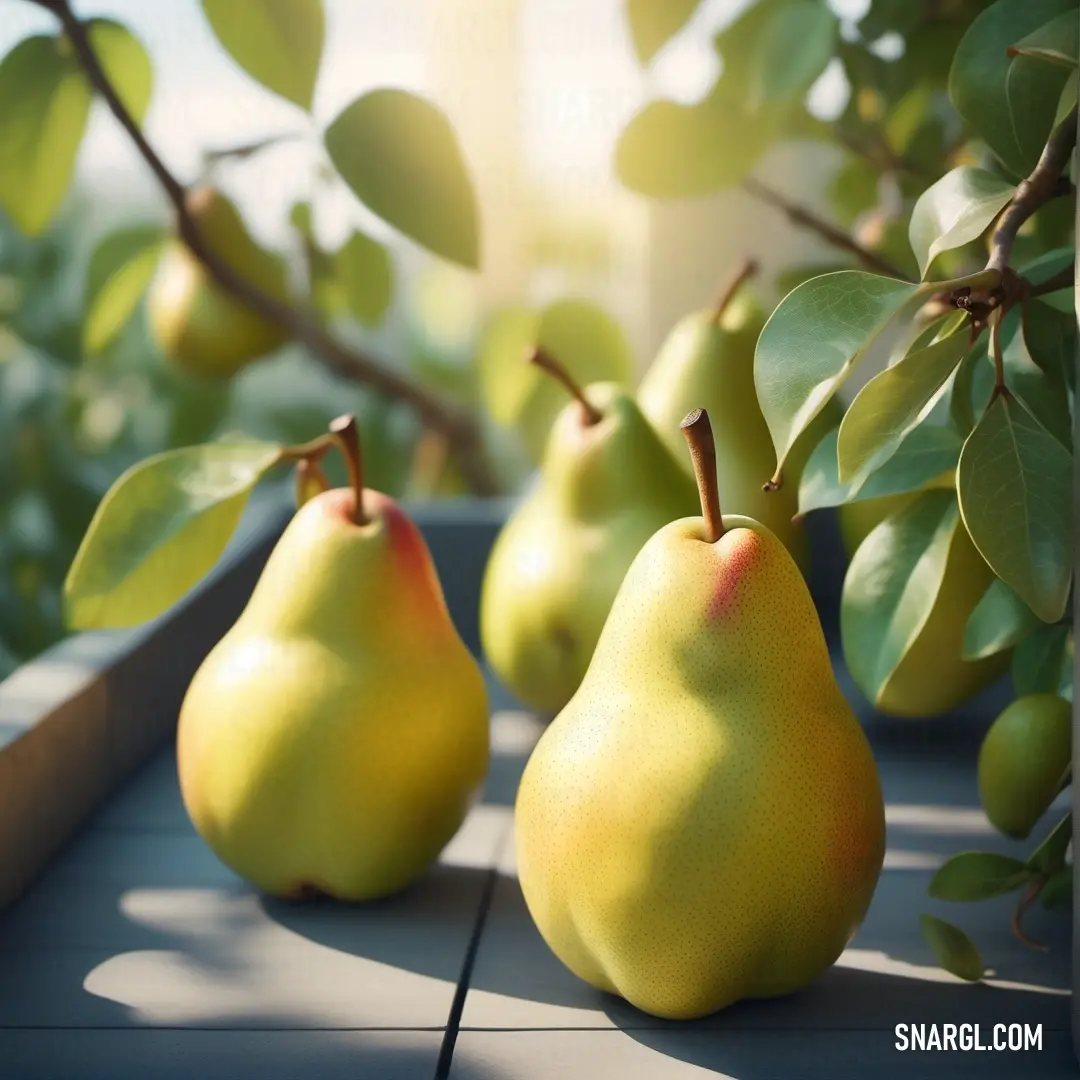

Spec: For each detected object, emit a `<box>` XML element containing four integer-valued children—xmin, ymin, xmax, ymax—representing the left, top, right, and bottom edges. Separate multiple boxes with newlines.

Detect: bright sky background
<box><xmin>0</xmin><ymin>0</ymin><xmax>865</xmax><ymax>248</ymax></box>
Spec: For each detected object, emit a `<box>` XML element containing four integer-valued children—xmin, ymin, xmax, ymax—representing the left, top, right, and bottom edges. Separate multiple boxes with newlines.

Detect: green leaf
<box><xmin>929</xmin><ymin>851</ymin><xmax>1031</xmax><ymax>901</ymax></box>
<box><xmin>615</xmin><ymin>93</ymin><xmax>778</xmax><ymax>198</ymax></box>
<box><xmin>326</xmin><ymin>90</ymin><xmax>480</xmax><ymax>269</ymax></box>
<box><xmin>958</xmin><ymin>394</ymin><xmax>1073</xmax><ymax>623</ymax></box>
<box><xmin>919</xmin><ymin>914</ymin><xmax>985</xmax><ymax>982</ymax></box>
<box><xmin>749</xmin><ymin>1</ymin><xmax>838</xmax><ymax>109</ymax></box>
<box><xmin>754</xmin><ymin>271</ymin><xmax>921</xmax><ymax>479</ymax></box>
<box><xmin>1013</xmin><ymin>623</ymin><xmax>1072</xmax><ymax>697</ymax></box>
<box><xmin>0</xmin><ymin>35</ymin><xmax>92</xmax><ymax>236</ymax></box>
<box><xmin>837</xmin><ymin>328</ymin><xmax>969</xmax><ymax>483</ymax></box>
<box><xmin>949</xmin><ymin>0</ymin><xmax>1075</xmax><ymax>177</ymax></box>
<box><xmin>477</xmin><ymin>299</ymin><xmax>634</xmax><ymax>462</ymax></box>
<box><xmin>999</xmin><ymin>310</ymin><xmax>1072</xmax><ymax>447</ymax></box>
<box><xmin>908</xmin><ymin>167</ymin><xmax>1016</xmax><ymax>278</ymax></box>
<box><xmin>335</xmin><ymin>230</ymin><xmax>393</xmax><ymax>329</ymax></box>
<box><xmin>949</xmin><ymin>344</ymin><xmax>991</xmax><ymax>437</ymax></box>
<box><xmin>63</xmin><ymin>440</ymin><xmax>283</xmax><ymax>630</ymax></box>
<box><xmin>1024</xmin><ymin>279</ymin><xmax>1077</xmax><ymax>384</ymax></box>
<box><xmin>1036</xmin><ymin>287</ymin><xmax>1076</xmax><ymax>314</ymax></box>
<box><xmin>1010</xmin><ymin>11</ymin><xmax>1080</xmax><ymax>69</ymax></box>
<box><xmin>963</xmin><ymin>578</ymin><xmax>1042</xmax><ymax>660</ymax></box>
<box><xmin>841</xmin><ymin>489</ymin><xmax>959</xmax><ymax>703</ymax></box>
<box><xmin>625</xmin><ymin>0</ymin><xmax>701</xmax><ymax>64</ymax></box>
<box><xmin>1053</xmin><ymin>67</ymin><xmax>1078</xmax><ymax>126</ymax></box>
<box><xmin>1059</xmin><ymin>632</ymin><xmax>1075</xmax><ymax>702</ymax></box>
<box><xmin>83</xmin><ymin>225</ymin><xmax>165</xmax><ymax>354</ymax></box>
<box><xmin>1041</xmin><ymin>867</ymin><xmax>1072</xmax><ymax>908</ymax></box>
<box><xmin>1028</xmin><ymin>813</ymin><xmax>1072</xmax><ymax>875</ymax></box>
<box><xmin>88</xmin><ymin>20</ymin><xmax>153</xmax><ymax>125</ymax></box>
<box><xmin>201</xmin><ymin>0</ymin><xmax>324</xmax><ymax>110</ymax></box>
<box><xmin>800</xmin><ymin>423</ymin><xmax>960</xmax><ymax>516</ymax></box>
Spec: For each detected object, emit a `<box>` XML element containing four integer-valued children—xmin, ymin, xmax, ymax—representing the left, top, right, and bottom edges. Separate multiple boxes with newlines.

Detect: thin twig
<box><xmin>838</xmin><ymin>129</ymin><xmax>925</xmax><ymax>181</ymax></box>
<box><xmin>34</xmin><ymin>0</ymin><xmax>499</xmax><ymax>496</ymax></box>
<box><xmin>742</xmin><ymin>176</ymin><xmax>910</xmax><ymax>280</ymax></box>
<box><xmin>1011</xmin><ymin>877</ymin><xmax>1049</xmax><ymax>952</ymax></box>
<box><xmin>987</xmin><ymin>107</ymin><xmax>1078</xmax><ymax>274</ymax></box>
<box><xmin>710</xmin><ymin>257</ymin><xmax>759</xmax><ymax>325</ymax></box>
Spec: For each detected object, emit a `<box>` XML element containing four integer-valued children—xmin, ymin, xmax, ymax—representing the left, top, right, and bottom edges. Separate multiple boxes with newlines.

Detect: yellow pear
<box><xmin>516</xmin><ymin>409</ymin><xmax>885</xmax><ymax>1019</ymax></box>
<box><xmin>639</xmin><ymin>284</ymin><xmax>810</xmax><ymax>563</ymax></box>
<box><xmin>978</xmin><ymin>694</ymin><xmax>1071</xmax><ymax>839</ymax></box>
<box><xmin>149</xmin><ymin>187</ymin><xmax>290</xmax><ymax>379</ymax></box>
<box><xmin>480</xmin><ymin>349</ymin><xmax>698</xmax><ymax>716</ymax></box>
<box><xmin>177</xmin><ymin>418</ymin><xmax>489</xmax><ymax>900</ymax></box>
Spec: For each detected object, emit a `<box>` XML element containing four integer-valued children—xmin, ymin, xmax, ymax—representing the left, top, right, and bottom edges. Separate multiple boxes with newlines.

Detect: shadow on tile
<box><xmin>2</xmin><ymin>1028</ymin><xmax>514</xmax><ymax>1080</ymax></box>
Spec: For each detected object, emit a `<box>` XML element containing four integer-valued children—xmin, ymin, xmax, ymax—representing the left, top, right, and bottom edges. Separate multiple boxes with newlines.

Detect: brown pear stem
<box><xmin>328</xmin><ymin>414</ymin><xmax>368</xmax><ymax>526</ymax></box>
<box><xmin>680</xmin><ymin>409</ymin><xmax>725</xmax><ymax>543</ymax></box>
<box><xmin>529</xmin><ymin>346</ymin><xmax>602</xmax><ymax>426</ymax></box>
<box><xmin>710</xmin><ymin>257</ymin><xmax>760</xmax><ymax>325</ymax></box>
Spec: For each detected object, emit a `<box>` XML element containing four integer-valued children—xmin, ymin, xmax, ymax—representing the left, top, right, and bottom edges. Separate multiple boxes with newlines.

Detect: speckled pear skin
<box><xmin>515</xmin><ymin>514</ymin><xmax>885</xmax><ymax>1020</ymax></box>
<box><xmin>480</xmin><ymin>383</ymin><xmax>699</xmax><ymax>716</ymax></box>
<box><xmin>177</xmin><ymin>488</ymin><xmax>489</xmax><ymax>901</ymax></box>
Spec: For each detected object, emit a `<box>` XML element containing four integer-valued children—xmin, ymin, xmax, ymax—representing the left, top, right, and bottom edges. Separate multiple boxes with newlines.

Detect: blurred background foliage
<box><xmin>0</xmin><ymin>0</ymin><xmax>1075</xmax><ymax>682</ymax></box>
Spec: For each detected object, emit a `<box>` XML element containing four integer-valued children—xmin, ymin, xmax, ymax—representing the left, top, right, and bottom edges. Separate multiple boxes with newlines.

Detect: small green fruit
<box><xmin>149</xmin><ymin>187</ymin><xmax>290</xmax><ymax>379</ymax></box>
<box><xmin>978</xmin><ymin>694</ymin><xmax>1071</xmax><ymax>839</ymax></box>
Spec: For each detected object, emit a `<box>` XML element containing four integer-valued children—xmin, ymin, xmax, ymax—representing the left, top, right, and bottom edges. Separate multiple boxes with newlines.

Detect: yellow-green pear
<box><xmin>638</xmin><ymin>266</ymin><xmax>809</xmax><ymax>564</ymax></box>
<box><xmin>841</xmin><ymin>492</ymin><xmax>1008</xmax><ymax>717</ymax></box>
<box><xmin>978</xmin><ymin>694</ymin><xmax>1071</xmax><ymax>839</ymax></box>
<box><xmin>149</xmin><ymin>187</ymin><xmax>290</xmax><ymax>379</ymax></box>
<box><xmin>516</xmin><ymin>409</ymin><xmax>885</xmax><ymax>1020</ymax></box>
<box><xmin>177</xmin><ymin>417</ymin><xmax>489</xmax><ymax>900</ymax></box>
<box><xmin>480</xmin><ymin>348</ymin><xmax>699</xmax><ymax>716</ymax></box>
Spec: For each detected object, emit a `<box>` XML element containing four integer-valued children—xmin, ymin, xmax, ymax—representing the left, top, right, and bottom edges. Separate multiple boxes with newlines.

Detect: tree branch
<box><xmin>742</xmin><ymin>176</ymin><xmax>911</xmax><ymax>280</ymax></box>
<box><xmin>987</xmin><ymin>106</ymin><xmax>1078</xmax><ymax>274</ymax></box>
<box><xmin>35</xmin><ymin>0</ymin><xmax>499</xmax><ymax>496</ymax></box>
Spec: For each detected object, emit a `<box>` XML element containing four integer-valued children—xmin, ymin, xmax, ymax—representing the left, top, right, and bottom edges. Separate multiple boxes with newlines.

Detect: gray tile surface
<box><xmin>0</xmin><ymin>693</ymin><xmax>1074</xmax><ymax>1079</ymax></box>
<box><xmin>1</xmin><ymin>1030</ymin><xmax>446</xmax><ymax>1080</ymax></box>
<box><xmin>451</xmin><ymin>1028</ymin><xmax>1078</xmax><ymax>1080</ymax></box>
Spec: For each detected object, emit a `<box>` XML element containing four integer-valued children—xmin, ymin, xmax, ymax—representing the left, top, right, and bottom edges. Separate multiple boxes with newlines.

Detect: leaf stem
<box><xmin>1011</xmin><ymin>876</ymin><xmax>1049</xmax><ymax>952</ymax></box>
<box><xmin>741</xmin><ymin>176</ymin><xmax>911</xmax><ymax>281</ymax></box>
<box><xmin>529</xmin><ymin>346</ymin><xmax>603</xmax><ymax>426</ymax></box>
<box><xmin>680</xmin><ymin>408</ymin><xmax>724</xmax><ymax>543</ymax></box>
<box><xmin>31</xmin><ymin>0</ymin><xmax>499</xmax><ymax>497</ymax></box>
<box><xmin>293</xmin><ymin>458</ymin><xmax>330</xmax><ymax>508</ymax></box>
<box><xmin>710</xmin><ymin>258</ymin><xmax>759</xmax><ymax>325</ymax></box>
<box><xmin>990</xmin><ymin>307</ymin><xmax>1007</xmax><ymax>398</ymax></box>
<box><xmin>987</xmin><ymin>107</ymin><xmax>1078</xmax><ymax>274</ymax></box>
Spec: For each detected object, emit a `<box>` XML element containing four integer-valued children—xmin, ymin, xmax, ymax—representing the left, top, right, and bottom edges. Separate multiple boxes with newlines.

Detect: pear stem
<box><xmin>328</xmin><ymin>414</ymin><xmax>369</xmax><ymax>526</ymax></box>
<box><xmin>710</xmin><ymin>257</ymin><xmax>760</xmax><ymax>325</ymax></box>
<box><xmin>680</xmin><ymin>408</ymin><xmax>725</xmax><ymax>543</ymax></box>
<box><xmin>529</xmin><ymin>346</ymin><xmax>603</xmax><ymax>426</ymax></box>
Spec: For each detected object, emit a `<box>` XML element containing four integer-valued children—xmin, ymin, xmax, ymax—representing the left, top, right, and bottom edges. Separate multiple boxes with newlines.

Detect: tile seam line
<box><xmin>433</xmin><ymin>828</ymin><xmax>509</xmax><ymax>1079</ymax></box>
